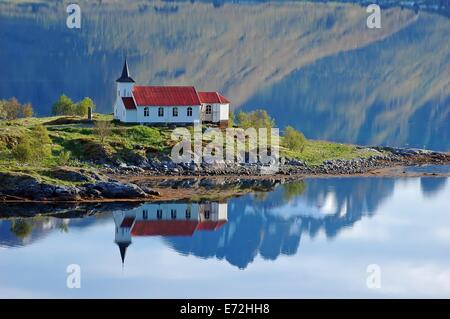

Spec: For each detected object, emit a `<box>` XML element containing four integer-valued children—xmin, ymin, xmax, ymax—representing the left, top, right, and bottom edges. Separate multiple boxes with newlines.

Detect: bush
<box><xmin>93</xmin><ymin>120</ymin><xmax>113</xmax><ymax>143</ymax></box>
<box><xmin>12</xmin><ymin>141</ymin><xmax>33</xmax><ymax>163</ymax></box>
<box><xmin>52</xmin><ymin>95</ymin><xmax>96</xmax><ymax>117</ymax></box>
<box><xmin>75</xmin><ymin>97</ymin><xmax>95</xmax><ymax>116</ymax></box>
<box><xmin>57</xmin><ymin>150</ymin><xmax>72</xmax><ymax>166</ymax></box>
<box><xmin>21</xmin><ymin>103</ymin><xmax>34</xmax><ymax>118</ymax></box>
<box><xmin>52</xmin><ymin>95</ymin><xmax>75</xmax><ymax>115</ymax></box>
<box><xmin>31</xmin><ymin>125</ymin><xmax>52</xmax><ymax>161</ymax></box>
<box><xmin>283</xmin><ymin>126</ymin><xmax>306</xmax><ymax>152</ymax></box>
<box><xmin>11</xmin><ymin>125</ymin><xmax>52</xmax><ymax>164</ymax></box>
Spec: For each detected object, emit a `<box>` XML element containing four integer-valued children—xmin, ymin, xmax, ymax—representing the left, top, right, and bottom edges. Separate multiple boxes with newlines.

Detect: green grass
<box><xmin>0</xmin><ymin>115</ymin><xmax>382</xmax><ymax>184</ymax></box>
<box><xmin>0</xmin><ymin>114</ymin><xmax>174</xmax><ymax>180</ymax></box>
<box><xmin>281</xmin><ymin>139</ymin><xmax>380</xmax><ymax>166</ymax></box>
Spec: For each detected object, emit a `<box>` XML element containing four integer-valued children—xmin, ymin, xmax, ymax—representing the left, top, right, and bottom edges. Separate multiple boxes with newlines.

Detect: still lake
<box><xmin>1</xmin><ymin>175</ymin><xmax>449</xmax><ymax>298</ymax></box>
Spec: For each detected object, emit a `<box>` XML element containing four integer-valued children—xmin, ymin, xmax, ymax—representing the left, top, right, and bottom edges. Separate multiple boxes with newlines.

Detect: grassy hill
<box><xmin>0</xmin><ymin>115</ymin><xmax>378</xmax><ymax>180</ymax></box>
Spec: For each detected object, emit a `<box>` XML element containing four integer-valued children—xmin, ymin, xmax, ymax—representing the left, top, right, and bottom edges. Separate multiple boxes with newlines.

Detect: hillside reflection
<box><xmin>1</xmin><ymin>177</ymin><xmax>447</xmax><ymax>269</ymax></box>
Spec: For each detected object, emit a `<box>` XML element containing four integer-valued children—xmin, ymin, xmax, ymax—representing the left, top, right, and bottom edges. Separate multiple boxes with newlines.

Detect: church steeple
<box><xmin>117</xmin><ymin>242</ymin><xmax>131</xmax><ymax>265</ymax></box>
<box><xmin>116</xmin><ymin>58</ymin><xmax>135</xmax><ymax>83</ymax></box>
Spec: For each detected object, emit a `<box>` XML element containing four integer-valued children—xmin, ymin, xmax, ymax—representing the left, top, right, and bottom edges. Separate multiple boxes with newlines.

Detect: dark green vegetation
<box><xmin>52</xmin><ymin>95</ymin><xmax>95</xmax><ymax>117</ymax></box>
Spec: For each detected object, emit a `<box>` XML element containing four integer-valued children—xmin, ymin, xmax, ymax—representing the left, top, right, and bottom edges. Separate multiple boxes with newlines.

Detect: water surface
<box><xmin>1</xmin><ymin>176</ymin><xmax>449</xmax><ymax>298</ymax></box>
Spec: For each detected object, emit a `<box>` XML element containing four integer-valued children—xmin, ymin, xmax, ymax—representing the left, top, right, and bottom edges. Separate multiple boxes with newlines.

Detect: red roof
<box><xmin>130</xmin><ymin>219</ymin><xmax>227</xmax><ymax>236</ymax></box>
<box><xmin>133</xmin><ymin>86</ymin><xmax>201</xmax><ymax>106</ymax></box>
<box><xmin>120</xmin><ymin>217</ymin><xmax>135</xmax><ymax>228</ymax></box>
<box><xmin>196</xmin><ymin>220</ymin><xmax>227</xmax><ymax>231</ymax></box>
<box><xmin>198</xmin><ymin>92</ymin><xmax>230</xmax><ymax>104</ymax></box>
<box><xmin>131</xmin><ymin>220</ymin><xmax>199</xmax><ymax>237</ymax></box>
<box><xmin>122</xmin><ymin>97</ymin><xmax>136</xmax><ymax>110</ymax></box>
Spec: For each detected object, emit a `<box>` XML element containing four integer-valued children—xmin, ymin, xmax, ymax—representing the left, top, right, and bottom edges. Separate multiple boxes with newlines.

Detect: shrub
<box><xmin>21</xmin><ymin>103</ymin><xmax>34</xmax><ymax>118</ymax></box>
<box><xmin>11</xmin><ymin>125</ymin><xmax>52</xmax><ymax>164</ymax></box>
<box><xmin>75</xmin><ymin>97</ymin><xmax>95</xmax><ymax>116</ymax></box>
<box><xmin>57</xmin><ymin>150</ymin><xmax>72</xmax><ymax>166</ymax></box>
<box><xmin>52</xmin><ymin>95</ymin><xmax>75</xmax><ymax>115</ymax></box>
<box><xmin>283</xmin><ymin>126</ymin><xmax>306</xmax><ymax>152</ymax></box>
<box><xmin>31</xmin><ymin>125</ymin><xmax>52</xmax><ymax>161</ymax></box>
<box><xmin>93</xmin><ymin>120</ymin><xmax>113</xmax><ymax>143</ymax></box>
<box><xmin>12</xmin><ymin>141</ymin><xmax>33</xmax><ymax>163</ymax></box>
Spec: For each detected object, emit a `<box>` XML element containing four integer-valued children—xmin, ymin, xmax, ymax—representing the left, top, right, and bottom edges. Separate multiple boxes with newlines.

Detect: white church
<box><xmin>113</xmin><ymin>202</ymin><xmax>228</xmax><ymax>265</ymax></box>
<box><xmin>113</xmin><ymin>59</ymin><xmax>230</xmax><ymax>127</ymax></box>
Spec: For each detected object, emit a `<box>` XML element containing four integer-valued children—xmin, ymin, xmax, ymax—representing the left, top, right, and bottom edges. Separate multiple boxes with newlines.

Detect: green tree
<box><xmin>75</xmin><ymin>97</ymin><xmax>95</xmax><ymax>116</ymax></box>
<box><xmin>283</xmin><ymin>126</ymin><xmax>306</xmax><ymax>152</ymax></box>
<box><xmin>237</xmin><ymin>110</ymin><xmax>275</xmax><ymax>129</ymax></box>
<box><xmin>52</xmin><ymin>95</ymin><xmax>74</xmax><ymax>115</ymax></box>
<box><xmin>21</xmin><ymin>103</ymin><xmax>34</xmax><ymax>118</ymax></box>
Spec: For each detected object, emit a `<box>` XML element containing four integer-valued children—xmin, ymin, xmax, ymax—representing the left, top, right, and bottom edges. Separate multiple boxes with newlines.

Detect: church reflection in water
<box><xmin>113</xmin><ymin>202</ymin><xmax>228</xmax><ymax>264</ymax></box>
<box><xmin>1</xmin><ymin>177</ymin><xmax>449</xmax><ymax>270</ymax></box>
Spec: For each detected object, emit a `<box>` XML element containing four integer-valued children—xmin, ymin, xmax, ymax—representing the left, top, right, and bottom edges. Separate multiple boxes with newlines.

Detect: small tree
<box><xmin>5</xmin><ymin>97</ymin><xmax>21</xmax><ymax>120</ymax></box>
<box><xmin>283</xmin><ymin>126</ymin><xmax>306</xmax><ymax>153</ymax></box>
<box><xmin>94</xmin><ymin>120</ymin><xmax>113</xmax><ymax>144</ymax></box>
<box><xmin>237</xmin><ymin>110</ymin><xmax>275</xmax><ymax>129</ymax></box>
<box><xmin>21</xmin><ymin>103</ymin><xmax>34</xmax><ymax>118</ymax></box>
<box><xmin>52</xmin><ymin>95</ymin><xmax>75</xmax><ymax>115</ymax></box>
<box><xmin>75</xmin><ymin>97</ymin><xmax>95</xmax><ymax>116</ymax></box>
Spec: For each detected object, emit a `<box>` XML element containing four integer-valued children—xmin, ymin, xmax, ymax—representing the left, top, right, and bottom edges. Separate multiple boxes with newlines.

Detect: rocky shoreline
<box><xmin>0</xmin><ymin>147</ymin><xmax>449</xmax><ymax>202</ymax></box>
<box><xmin>105</xmin><ymin>146</ymin><xmax>450</xmax><ymax>177</ymax></box>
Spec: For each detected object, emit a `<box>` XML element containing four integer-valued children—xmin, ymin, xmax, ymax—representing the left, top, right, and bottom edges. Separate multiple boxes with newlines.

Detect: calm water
<box><xmin>1</xmin><ymin>176</ymin><xmax>449</xmax><ymax>298</ymax></box>
<box><xmin>0</xmin><ymin>1</ymin><xmax>449</xmax><ymax>150</ymax></box>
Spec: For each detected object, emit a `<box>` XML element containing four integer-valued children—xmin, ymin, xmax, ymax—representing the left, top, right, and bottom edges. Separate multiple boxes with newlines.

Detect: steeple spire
<box><xmin>117</xmin><ymin>242</ymin><xmax>131</xmax><ymax>265</ymax></box>
<box><xmin>116</xmin><ymin>58</ymin><xmax>135</xmax><ymax>83</ymax></box>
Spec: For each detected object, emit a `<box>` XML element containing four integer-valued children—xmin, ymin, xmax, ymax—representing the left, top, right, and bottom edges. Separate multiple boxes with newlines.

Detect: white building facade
<box><xmin>113</xmin><ymin>60</ymin><xmax>230</xmax><ymax>127</ymax></box>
